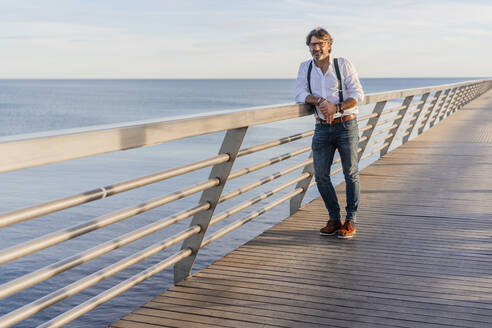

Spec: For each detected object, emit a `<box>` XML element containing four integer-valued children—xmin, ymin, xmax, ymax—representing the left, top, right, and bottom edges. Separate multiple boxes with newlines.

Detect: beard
<box><xmin>311</xmin><ymin>48</ymin><xmax>331</xmax><ymax>61</ymax></box>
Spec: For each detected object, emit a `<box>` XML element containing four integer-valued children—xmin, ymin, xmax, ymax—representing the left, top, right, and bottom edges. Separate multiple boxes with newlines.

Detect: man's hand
<box><xmin>319</xmin><ymin>100</ymin><xmax>337</xmax><ymax>123</ymax></box>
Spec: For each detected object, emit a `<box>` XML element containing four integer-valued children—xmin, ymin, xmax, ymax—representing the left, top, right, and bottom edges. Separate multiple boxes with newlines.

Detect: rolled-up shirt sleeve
<box><xmin>295</xmin><ymin>61</ymin><xmax>310</xmax><ymax>104</ymax></box>
<box><xmin>343</xmin><ymin>58</ymin><xmax>364</xmax><ymax>104</ymax></box>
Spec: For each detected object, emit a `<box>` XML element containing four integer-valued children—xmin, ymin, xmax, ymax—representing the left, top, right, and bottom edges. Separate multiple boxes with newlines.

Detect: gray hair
<box><xmin>305</xmin><ymin>27</ymin><xmax>333</xmax><ymax>46</ymax></box>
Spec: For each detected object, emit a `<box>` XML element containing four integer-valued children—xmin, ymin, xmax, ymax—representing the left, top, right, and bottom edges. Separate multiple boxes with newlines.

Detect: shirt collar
<box><xmin>312</xmin><ymin>57</ymin><xmax>334</xmax><ymax>74</ymax></box>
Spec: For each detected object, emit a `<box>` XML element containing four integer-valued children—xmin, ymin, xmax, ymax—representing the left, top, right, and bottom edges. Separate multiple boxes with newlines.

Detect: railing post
<box><xmin>289</xmin><ymin>152</ymin><xmax>314</xmax><ymax>215</ymax></box>
<box><xmin>466</xmin><ymin>85</ymin><xmax>476</xmax><ymax>103</ymax></box>
<box><xmin>418</xmin><ymin>90</ymin><xmax>441</xmax><ymax>135</ymax></box>
<box><xmin>455</xmin><ymin>86</ymin><xmax>471</xmax><ymax>112</ymax></box>
<box><xmin>454</xmin><ymin>86</ymin><xmax>468</xmax><ymax>112</ymax></box>
<box><xmin>438</xmin><ymin>87</ymin><xmax>457</xmax><ymax>121</ymax></box>
<box><xmin>380</xmin><ymin>95</ymin><xmax>414</xmax><ymax>157</ymax></box>
<box><xmin>446</xmin><ymin>86</ymin><xmax>463</xmax><ymax>117</ymax></box>
<box><xmin>402</xmin><ymin>92</ymin><xmax>430</xmax><ymax>144</ymax></box>
<box><xmin>469</xmin><ymin>84</ymin><xmax>476</xmax><ymax>101</ymax></box>
<box><xmin>473</xmin><ymin>83</ymin><xmax>479</xmax><ymax>97</ymax></box>
<box><xmin>444</xmin><ymin>88</ymin><xmax>457</xmax><ymax>117</ymax></box>
<box><xmin>358</xmin><ymin>100</ymin><xmax>386</xmax><ymax>161</ymax></box>
<box><xmin>429</xmin><ymin>88</ymin><xmax>450</xmax><ymax>128</ymax></box>
<box><xmin>465</xmin><ymin>84</ymin><xmax>477</xmax><ymax>105</ymax></box>
<box><xmin>450</xmin><ymin>86</ymin><xmax>464</xmax><ymax>114</ymax></box>
<box><xmin>174</xmin><ymin>127</ymin><xmax>248</xmax><ymax>283</ymax></box>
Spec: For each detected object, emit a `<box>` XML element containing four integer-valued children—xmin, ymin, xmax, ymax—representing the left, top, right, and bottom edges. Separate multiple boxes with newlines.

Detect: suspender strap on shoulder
<box><xmin>334</xmin><ymin>58</ymin><xmax>344</xmax><ymax>103</ymax></box>
<box><xmin>307</xmin><ymin>60</ymin><xmax>313</xmax><ymax>94</ymax></box>
<box><xmin>307</xmin><ymin>60</ymin><xmax>319</xmax><ymax>119</ymax></box>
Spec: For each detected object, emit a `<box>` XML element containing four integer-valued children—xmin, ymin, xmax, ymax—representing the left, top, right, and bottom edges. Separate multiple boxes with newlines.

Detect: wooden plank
<box><xmin>219</xmin><ymin>253</ymin><xmax>492</xmax><ymax>289</ymax></box>
<box><xmin>144</xmin><ymin>297</ymin><xmax>397</xmax><ymax>328</ymax></box>
<box><xmin>170</xmin><ymin>283</ymin><xmax>492</xmax><ymax>323</ymax></box>
<box><xmin>112</xmin><ymin>318</ymin><xmax>173</xmax><ymax>328</ymax></box>
<box><xmin>197</xmin><ymin>266</ymin><xmax>491</xmax><ymax>301</ymax></box>
<box><xmin>157</xmin><ymin>289</ymin><xmax>487</xmax><ymax>328</ymax></box>
<box><xmin>228</xmin><ymin>248</ymin><xmax>492</xmax><ymax>277</ymax></box>
<box><xmin>238</xmin><ymin>239</ymin><xmax>492</xmax><ymax>269</ymax></box>
<box><xmin>217</xmin><ymin>252</ymin><xmax>492</xmax><ymax>288</ymax></box>
<box><xmin>189</xmin><ymin>275</ymin><xmax>492</xmax><ymax>315</ymax></box>
<box><xmin>118</xmin><ymin>309</ymin><xmax>260</xmax><ymax>328</ymax></box>
<box><xmin>178</xmin><ymin>278</ymin><xmax>492</xmax><ymax>320</ymax></box>
<box><xmin>193</xmin><ymin>271</ymin><xmax>492</xmax><ymax>305</ymax></box>
<box><xmin>140</xmin><ymin>300</ymin><xmax>344</xmax><ymax>328</ymax></box>
<box><xmin>209</xmin><ymin>261</ymin><xmax>492</xmax><ymax>294</ymax></box>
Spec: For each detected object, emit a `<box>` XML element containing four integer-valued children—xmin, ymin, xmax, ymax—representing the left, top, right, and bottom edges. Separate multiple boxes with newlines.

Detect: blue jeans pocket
<box><xmin>342</xmin><ymin>118</ymin><xmax>358</xmax><ymax>130</ymax></box>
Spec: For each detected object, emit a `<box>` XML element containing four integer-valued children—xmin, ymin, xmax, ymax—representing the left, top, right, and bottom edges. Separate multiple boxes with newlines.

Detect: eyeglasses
<box><xmin>309</xmin><ymin>41</ymin><xmax>328</xmax><ymax>48</ymax></box>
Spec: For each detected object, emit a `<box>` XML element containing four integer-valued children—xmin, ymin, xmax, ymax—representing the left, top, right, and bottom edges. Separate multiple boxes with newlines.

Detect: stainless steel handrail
<box><xmin>0</xmin><ymin>154</ymin><xmax>229</xmax><ymax>228</ymax></box>
<box><xmin>0</xmin><ymin>129</ymin><xmax>314</xmax><ymax>229</ymax></box>
<box><xmin>0</xmin><ymin>179</ymin><xmax>219</xmax><ymax>265</ymax></box>
<box><xmin>0</xmin><ymin>203</ymin><xmax>209</xmax><ymax>299</ymax></box>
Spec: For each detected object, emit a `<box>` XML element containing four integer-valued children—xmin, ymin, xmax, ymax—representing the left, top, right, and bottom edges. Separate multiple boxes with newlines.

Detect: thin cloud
<box><xmin>0</xmin><ymin>35</ymin><xmax>54</xmax><ymax>40</ymax></box>
<box><xmin>0</xmin><ymin>1</ymin><xmax>490</xmax><ymax>78</ymax></box>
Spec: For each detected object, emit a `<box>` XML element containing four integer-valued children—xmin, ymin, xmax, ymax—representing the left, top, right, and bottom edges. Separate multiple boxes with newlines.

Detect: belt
<box><xmin>316</xmin><ymin>114</ymin><xmax>356</xmax><ymax>125</ymax></box>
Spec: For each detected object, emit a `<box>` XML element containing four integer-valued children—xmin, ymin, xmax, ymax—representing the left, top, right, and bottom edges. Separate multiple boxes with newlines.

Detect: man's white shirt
<box><xmin>295</xmin><ymin>57</ymin><xmax>364</xmax><ymax>120</ymax></box>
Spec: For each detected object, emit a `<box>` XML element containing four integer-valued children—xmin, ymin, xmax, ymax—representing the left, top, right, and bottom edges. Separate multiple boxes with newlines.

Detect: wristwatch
<box><xmin>337</xmin><ymin>103</ymin><xmax>344</xmax><ymax>114</ymax></box>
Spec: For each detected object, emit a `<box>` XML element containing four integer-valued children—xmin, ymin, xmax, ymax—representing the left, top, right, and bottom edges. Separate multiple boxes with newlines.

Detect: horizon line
<box><xmin>0</xmin><ymin>76</ymin><xmax>490</xmax><ymax>80</ymax></box>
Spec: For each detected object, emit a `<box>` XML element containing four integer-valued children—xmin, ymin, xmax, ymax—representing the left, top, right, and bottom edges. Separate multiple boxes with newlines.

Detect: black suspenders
<box><xmin>333</xmin><ymin>58</ymin><xmax>344</xmax><ymax>104</ymax></box>
<box><xmin>307</xmin><ymin>61</ymin><xmax>319</xmax><ymax>119</ymax></box>
<box><xmin>307</xmin><ymin>58</ymin><xmax>344</xmax><ymax>120</ymax></box>
<box><xmin>307</xmin><ymin>60</ymin><xmax>314</xmax><ymax>94</ymax></box>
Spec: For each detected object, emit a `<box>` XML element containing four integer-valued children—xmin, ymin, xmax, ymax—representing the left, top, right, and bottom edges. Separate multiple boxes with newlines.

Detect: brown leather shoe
<box><xmin>338</xmin><ymin>221</ymin><xmax>356</xmax><ymax>239</ymax></box>
<box><xmin>320</xmin><ymin>220</ymin><xmax>341</xmax><ymax>236</ymax></box>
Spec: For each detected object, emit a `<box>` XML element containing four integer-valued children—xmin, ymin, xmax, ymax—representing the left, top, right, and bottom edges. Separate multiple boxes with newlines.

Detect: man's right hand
<box><xmin>319</xmin><ymin>101</ymin><xmax>337</xmax><ymax>123</ymax></box>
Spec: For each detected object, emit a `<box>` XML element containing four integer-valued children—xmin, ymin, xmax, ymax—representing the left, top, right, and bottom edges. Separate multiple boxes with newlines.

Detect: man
<box><xmin>295</xmin><ymin>27</ymin><xmax>364</xmax><ymax>239</ymax></box>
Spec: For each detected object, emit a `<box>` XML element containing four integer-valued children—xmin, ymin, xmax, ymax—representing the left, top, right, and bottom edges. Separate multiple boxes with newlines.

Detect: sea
<box><xmin>0</xmin><ymin>77</ymin><xmax>478</xmax><ymax>327</ymax></box>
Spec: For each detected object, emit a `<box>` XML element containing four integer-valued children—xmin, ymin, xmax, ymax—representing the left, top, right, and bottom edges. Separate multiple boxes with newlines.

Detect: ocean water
<box><xmin>0</xmin><ymin>78</ymin><xmax>478</xmax><ymax>138</ymax></box>
<box><xmin>0</xmin><ymin>77</ymin><xmax>477</xmax><ymax>327</ymax></box>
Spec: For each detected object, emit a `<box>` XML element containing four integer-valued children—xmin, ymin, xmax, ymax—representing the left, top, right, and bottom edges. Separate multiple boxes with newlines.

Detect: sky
<box><xmin>1</xmin><ymin>0</ymin><xmax>491</xmax><ymax>78</ymax></box>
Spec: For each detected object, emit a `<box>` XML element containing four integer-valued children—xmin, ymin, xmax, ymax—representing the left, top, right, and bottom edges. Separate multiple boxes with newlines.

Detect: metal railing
<box><xmin>0</xmin><ymin>79</ymin><xmax>491</xmax><ymax>327</ymax></box>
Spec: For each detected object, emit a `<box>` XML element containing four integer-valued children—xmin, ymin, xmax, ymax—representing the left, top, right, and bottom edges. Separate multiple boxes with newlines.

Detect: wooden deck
<box><xmin>111</xmin><ymin>91</ymin><xmax>492</xmax><ymax>328</ymax></box>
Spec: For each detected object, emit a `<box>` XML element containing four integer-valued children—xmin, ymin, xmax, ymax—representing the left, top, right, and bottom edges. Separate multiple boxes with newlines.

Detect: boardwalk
<box><xmin>110</xmin><ymin>91</ymin><xmax>492</xmax><ymax>328</ymax></box>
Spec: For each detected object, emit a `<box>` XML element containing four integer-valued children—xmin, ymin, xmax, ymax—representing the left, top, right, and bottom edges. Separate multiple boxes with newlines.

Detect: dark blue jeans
<box><xmin>312</xmin><ymin>118</ymin><xmax>360</xmax><ymax>223</ymax></box>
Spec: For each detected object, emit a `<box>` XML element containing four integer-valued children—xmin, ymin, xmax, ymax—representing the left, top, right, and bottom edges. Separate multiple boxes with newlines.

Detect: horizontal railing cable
<box><xmin>360</xmin><ymin>142</ymin><xmax>391</xmax><ymax>161</ymax></box>
<box><xmin>0</xmin><ymin>179</ymin><xmax>219</xmax><ymax>265</ymax></box>
<box><xmin>0</xmin><ymin>227</ymin><xmax>200</xmax><ymax>328</ymax></box>
<box><xmin>210</xmin><ymin>173</ymin><xmax>311</xmax><ymax>227</ymax></box>
<box><xmin>0</xmin><ymin>154</ymin><xmax>229</xmax><ymax>229</ymax></box>
<box><xmin>201</xmin><ymin>188</ymin><xmax>305</xmax><ymax>248</ymax></box>
<box><xmin>359</xmin><ymin>124</ymin><xmax>397</xmax><ymax>148</ymax></box>
<box><xmin>0</xmin><ymin>145</ymin><xmax>314</xmax><ymax>301</ymax></box>
<box><xmin>358</xmin><ymin>122</ymin><xmax>397</xmax><ymax>146</ymax></box>
<box><xmin>218</xmin><ymin>159</ymin><xmax>312</xmax><ymax>204</ymax></box>
<box><xmin>36</xmin><ymin>249</ymin><xmax>194</xmax><ymax>328</ymax></box>
<box><xmin>0</xmin><ymin>203</ymin><xmax>209</xmax><ymax>299</ymax></box>
<box><xmin>357</xmin><ymin>112</ymin><xmax>379</xmax><ymax>122</ymax></box>
<box><xmin>380</xmin><ymin>105</ymin><xmax>407</xmax><ymax>116</ymax></box>
<box><xmin>363</xmin><ymin>134</ymin><xmax>395</xmax><ymax>151</ymax></box>
<box><xmin>358</xmin><ymin>124</ymin><xmax>374</xmax><ymax>134</ymax></box>
<box><xmin>228</xmin><ymin>146</ymin><xmax>311</xmax><ymax>180</ymax></box>
<box><xmin>0</xmin><ymin>155</ymin><xmax>314</xmax><ymax>306</ymax></box>
<box><xmin>237</xmin><ymin>130</ymin><xmax>313</xmax><ymax>157</ymax></box>
<box><xmin>0</xmin><ymin>128</ymin><xmax>313</xmax><ymax>230</ymax></box>
<box><xmin>374</xmin><ymin>115</ymin><xmax>403</xmax><ymax>128</ymax></box>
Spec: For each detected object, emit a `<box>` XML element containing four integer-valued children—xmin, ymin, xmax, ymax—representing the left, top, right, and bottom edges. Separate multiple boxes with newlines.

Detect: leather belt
<box><xmin>316</xmin><ymin>114</ymin><xmax>356</xmax><ymax>125</ymax></box>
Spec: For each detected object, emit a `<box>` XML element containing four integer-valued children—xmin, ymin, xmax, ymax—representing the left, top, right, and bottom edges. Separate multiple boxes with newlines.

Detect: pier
<box><xmin>111</xmin><ymin>90</ymin><xmax>492</xmax><ymax>328</ymax></box>
<box><xmin>0</xmin><ymin>80</ymin><xmax>491</xmax><ymax>327</ymax></box>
